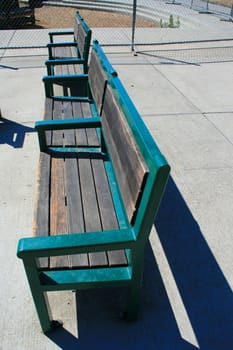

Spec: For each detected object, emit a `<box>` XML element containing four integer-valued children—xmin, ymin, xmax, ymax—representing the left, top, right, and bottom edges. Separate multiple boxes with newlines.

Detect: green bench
<box><xmin>46</xmin><ymin>11</ymin><xmax>92</xmax><ymax>75</ymax></box>
<box><xmin>17</xmin><ymin>46</ymin><xmax>170</xmax><ymax>334</ymax></box>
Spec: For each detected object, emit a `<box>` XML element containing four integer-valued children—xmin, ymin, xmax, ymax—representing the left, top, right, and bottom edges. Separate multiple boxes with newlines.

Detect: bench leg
<box><xmin>22</xmin><ymin>259</ymin><xmax>59</xmax><ymax>333</ymax></box>
<box><xmin>126</xmin><ymin>252</ymin><xmax>145</xmax><ymax>321</ymax></box>
<box><xmin>126</xmin><ymin>281</ymin><xmax>141</xmax><ymax>321</ymax></box>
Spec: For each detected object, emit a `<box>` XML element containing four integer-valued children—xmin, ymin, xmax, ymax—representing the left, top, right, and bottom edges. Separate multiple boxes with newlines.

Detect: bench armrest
<box><xmin>47</xmin><ymin>42</ymin><xmax>77</xmax><ymax>48</ymax></box>
<box><xmin>45</xmin><ymin>58</ymin><xmax>85</xmax><ymax>75</ymax></box>
<box><xmin>35</xmin><ymin>117</ymin><xmax>101</xmax><ymax>151</ymax></box>
<box><xmin>49</xmin><ymin>30</ymin><xmax>74</xmax><ymax>43</ymax></box>
<box><xmin>43</xmin><ymin>74</ymin><xmax>88</xmax><ymax>98</ymax></box>
<box><xmin>47</xmin><ymin>42</ymin><xmax>78</xmax><ymax>59</ymax></box>
<box><xmin>17</xmin><ymin>228</ymin><xmax>136</xmax><ymax>260</ymax></box>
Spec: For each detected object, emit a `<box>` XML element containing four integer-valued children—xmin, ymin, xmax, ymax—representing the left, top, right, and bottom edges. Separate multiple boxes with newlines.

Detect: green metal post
<box><xmin>22</xmin><ymin>258</ymin><xmax>53</xmax><ymax>333</ymax></box>
<box><xmin>126</xmin><ymin>248</ymin><xmax>144</xmax><ymax>320</ymax></box>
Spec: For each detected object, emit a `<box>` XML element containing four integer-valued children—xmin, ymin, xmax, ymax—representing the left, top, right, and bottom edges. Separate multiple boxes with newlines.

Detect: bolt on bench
<box><xmin>46</xmin><ymin>11</ymin><xmax>92</xmax><ymax>75</ymax></box>
<box><xmin>17</xmin><ymin>45</ymin><xmax>170</xmax><ymax>334</ymax></box>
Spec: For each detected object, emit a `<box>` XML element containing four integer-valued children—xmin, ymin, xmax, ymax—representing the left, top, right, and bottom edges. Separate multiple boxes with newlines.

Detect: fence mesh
<box><xmin>0</xmin><ymin>0</ymin><xmax>233</xmax><ymax>49</ymax></box>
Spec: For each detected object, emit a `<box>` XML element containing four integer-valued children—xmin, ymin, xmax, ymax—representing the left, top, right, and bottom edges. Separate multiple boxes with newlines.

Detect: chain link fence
<box><xmin>0</xmin><ymin>0</ymin><xmax>233</xmax><ymax>49</ymax></box>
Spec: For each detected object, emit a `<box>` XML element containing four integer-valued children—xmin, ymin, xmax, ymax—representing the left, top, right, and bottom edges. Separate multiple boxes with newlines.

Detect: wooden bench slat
<box><xmin>64</xmin><ymin>156</ymin><xmax>89</xmax><ymax>269</ymax></box>
<box><xmin>72</xmin><ymin>101</ymin><xmax>88</xmax><ymax>146</ymax></box>
<box><xmin>78</xmin><ymin>25</ymin><xmax>86</xmax><ymax>61</ymax></box>
<box><xmin>88</xmin><ymin>50</ymin><xmax>108</xmax><ymax>115</ymax></box>
<box><xmin>81</xmin><ymin>101</ymin><xmax>99</xmax><ymax>146</ymax></box>
<box><xmin>91</xmin><ymin>158</ymin><xmax>118</xmax><ymax>230</ymax></box>
<box><xmin>78</xmin><ymin>156</ymin><xmax>108</xmax><ymax>267</ymax></box>
<box><xmin>91</xmin><ymin>158</ymin><xmax>128</xmax><ymax>267</ymax></box>
<box><xmin>52</xmin><ymin>100</ymin><xmax>64</xmax><ymax>146</ymax></box>
<box><xmin>102</xmin><ymin>85</ymin><xmax>149</xmax><ymax>223</ymax></box>
<box><xmin>72</xmin><ymin>101</ymin><xmax>99</xmax><ymax>147</ymax></box>
<box><xmin>50</xmin><ymin>157</ymin><xmax>70</xmax><ymax>269</ymax></box>
<box><xmin>63</xmin><ymin>101</ymin><xmax>76</xmax><ymax>147</ymax></box>
<box><xmin>44</xmin><ymin>98</ymin><xmax>53</xmax><ymax>146</ymax></box>
<box><xmin>74</xmin><ymin>19</ymin><xmax>79</xmax><ymax>42</ymax></box>
<box><xmin>33</xmin><ymin>153</ymin><xmax>51</xmax><ymax>269</ymax></box>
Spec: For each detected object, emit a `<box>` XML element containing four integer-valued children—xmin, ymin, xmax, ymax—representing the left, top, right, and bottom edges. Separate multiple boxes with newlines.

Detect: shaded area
<box><xmin>0</xmin><ymin>117</ymin><xmax>35</xmax><ymax>148</ymax></box>
<box><xmin>137</xmin><ymin>43</ymin><xmax>233</xmax><ymax>64</ymax></box>
<box><xmin>0</xmin><ymin>0</ymin><xmax>42</xmax><ymax>29</ymax></box>
<box><xmin>155</xmin><ymin>177</ymin><xmax>233</xmax><ymax>349</ymax></box>
<box><xmin>46</xmin><ymin>176</ymin><xmax>233</xmax><ymax>349</ymax></box>
<box><xmin>47</xmin><ymin>251</ymin><xmax>197</xmax><ymax>350</ymax></box>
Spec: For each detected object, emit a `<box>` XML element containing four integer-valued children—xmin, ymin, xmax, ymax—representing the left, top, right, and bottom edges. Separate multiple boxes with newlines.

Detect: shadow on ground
<box><xmin>0</xmin><ymin>117</ymin><xmax>35</xmax><ymax>148</ymax></box>
<box><xmin>47</xmin><ymin>177</ymin><xmax>233</xmax><ymax>350</ymax></box>
<box><xmin>137</xmin><ymin>43</ymin><xmax>233</xmax><ymax>65</ymax></box>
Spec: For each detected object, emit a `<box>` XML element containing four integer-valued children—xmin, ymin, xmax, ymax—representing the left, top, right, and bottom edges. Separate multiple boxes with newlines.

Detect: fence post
<box><xmin>131</xmin><ymin>0</ymin><xmax>137</xmax><ymax>52</ymax></box>
<box><xmin>230</xmin><ymin>2</ymin><xmax>233</xmax><ymax>19</ymax></box>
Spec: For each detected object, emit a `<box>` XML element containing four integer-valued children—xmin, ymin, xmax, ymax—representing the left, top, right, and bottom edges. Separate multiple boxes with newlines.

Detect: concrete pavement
<box><xmin>0</xmin><ymin>17</ymin><xmax>233</xmax><ymax>350</ymax></box>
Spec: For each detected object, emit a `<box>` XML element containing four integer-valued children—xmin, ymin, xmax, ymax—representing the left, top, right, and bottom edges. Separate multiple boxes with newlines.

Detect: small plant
<box><xmin>160</xmin><ymin>15</ymin><xmax>181</xmax><ymax>28</ymax></box>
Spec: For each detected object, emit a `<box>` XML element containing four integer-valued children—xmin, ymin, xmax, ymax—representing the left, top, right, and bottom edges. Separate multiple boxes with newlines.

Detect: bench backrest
<box><xmin>102</xmin><ymin>77</ymin><xmax>170</xmax><ymax>240</ymax></box>
<box><xmin>88</xmin><ymin>40</ymin><xmax>117</xmax><ymax>115</ymax></box>
<box><xmin>74</xmin><ymin>12</ymin><xmax>92</xmax><ymax>73</ymax></box>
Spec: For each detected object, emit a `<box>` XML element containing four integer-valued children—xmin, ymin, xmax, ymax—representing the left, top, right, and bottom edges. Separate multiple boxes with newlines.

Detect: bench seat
<box><xmin>34</xmin><ymin>148</ymin><xmax>128</xmax><ymax>271</ymax></box>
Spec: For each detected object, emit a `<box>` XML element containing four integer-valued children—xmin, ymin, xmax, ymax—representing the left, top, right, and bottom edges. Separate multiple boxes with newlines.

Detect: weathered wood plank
<box><xmin>83</xmin><ymin>103</ymin><xmax>99</xmax><ymax>147</ymax></box>
<box><xmin>50</xmin><ymin>156</ymin><xmax>69</xmax><ymax>269</ymax></box>
<box><xmin>72</xmin><ymin>101</ymin><xmax>89</xmax><ymax>146</ymax></box>
<box><xmin>64</xmin><ymin>156</ymin><xmax>89</xmax><ymax>268</ymax></box>
<box><xmin>63</xmin><ymin>100</ymin><xmax>76</xmax><ymax>147</ymax></box>
<box><xmin>74</xmin><ymin>21</ymin><xmax>79</xmax><ymax>42</ymax></box>
<box><xmin>91</xmin><ymin>158</ymin><xmax>127</xmax><ymax>267</ymax></box>
<box><xmin>77</xmin><ymin>24</ymin><xmax>85</xmax><ymax>61</ymax></box>
<box><xmin>102</xmin><ymin>85</ymin><xmax>148</xmax><ymax>223</ymax></box>
<box><xmin>32</xmin><ymin>152</ymin><xmax>51</xmax><ymax>269</ymax></box>
<box><xmin>78</xmin><ymin>155</ymin><xmax>108</xmax><ymax>267</ymax></box>
<box><xmin>88</xmin><ymin>50</ymin><xmax>107</xmax><ymax>115</ymax></box>
<box><xmin>52</xmin><ymin>100</ymin><xmax>64</xmax><ymax>146</ymax></box>
<box><xmin>44</xmin><ymin>97</ymin><xmax>53</xmax><ymax>146</ymax></box>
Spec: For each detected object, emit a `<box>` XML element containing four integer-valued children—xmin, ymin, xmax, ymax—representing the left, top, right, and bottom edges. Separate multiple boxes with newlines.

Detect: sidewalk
<box><xmin>0</xmin><ymin>22</ymin><xmax>233</xmax><ymax>350</ymax></box>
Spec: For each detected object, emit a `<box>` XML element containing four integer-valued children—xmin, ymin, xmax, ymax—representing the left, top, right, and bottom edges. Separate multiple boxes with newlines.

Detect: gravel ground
<box><xmin>35</xmin><ymin>6</ymin><xmax>158</xmax><ymax>28</ymax></box>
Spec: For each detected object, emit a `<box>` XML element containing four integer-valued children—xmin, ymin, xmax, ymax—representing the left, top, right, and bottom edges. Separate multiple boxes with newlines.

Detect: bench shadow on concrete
<box><xmin>0</xmin><ymin>117</ymin><xmax>35</xmax><ymax>148</ymax></box>
<box><xmin>47</xmin><ymin>176</ymin><xmax>233</xmax><ymax>350</ymax></box>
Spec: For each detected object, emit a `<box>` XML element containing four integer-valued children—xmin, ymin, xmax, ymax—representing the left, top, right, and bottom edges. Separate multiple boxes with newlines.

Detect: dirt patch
<box><xmin>35</xmin><ymin>6</ymin><xmax>159</xmax><ymax>28</ymax></box>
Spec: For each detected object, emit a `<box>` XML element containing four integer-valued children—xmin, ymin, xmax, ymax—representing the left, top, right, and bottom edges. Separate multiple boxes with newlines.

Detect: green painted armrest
<box><xmin>43</xmin><ymin>74</ymin><xmax>88</xmax><ymax>98</ymax></box>
<box><xmin>43</xmin><ymin>74</ymin><xmax>88</xmax><ymax>83</ymax></box>
<box><xmin>35</xmin><ymin>117</ymin><xmax>101</xmax><ymax>151</ymax></box>
<box><xmin>49</xmin><ymin>31</ymin><xmax>75</xmax><ymax>43</ymax></box>
<box><xmin>45</xmin><ymin>58</ymin><xmax>84</xmax><ymax>67</ymax></box>
<box><xmin>17</xmin><ymin>228</ymin><xmax>136</xmax><ymax>260</ymax></box>
<box><xmin>45</xmin><ymin>58</ymin><xmax>84</xmax><ymax>74</ymax></box>
<box><xmin>36</xmin><ymin>117</ymin><xmax>101</xmax><ymax>131</ymax></box>
<box><xmin>49</xmin><ymin>30</ymin><xmax>74</xmax><ymax>35</ymax></box>
<box><xmin>47</xmin><ymin>42</ymin><xmax>78</xmax><ymax>48</ymax></box>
